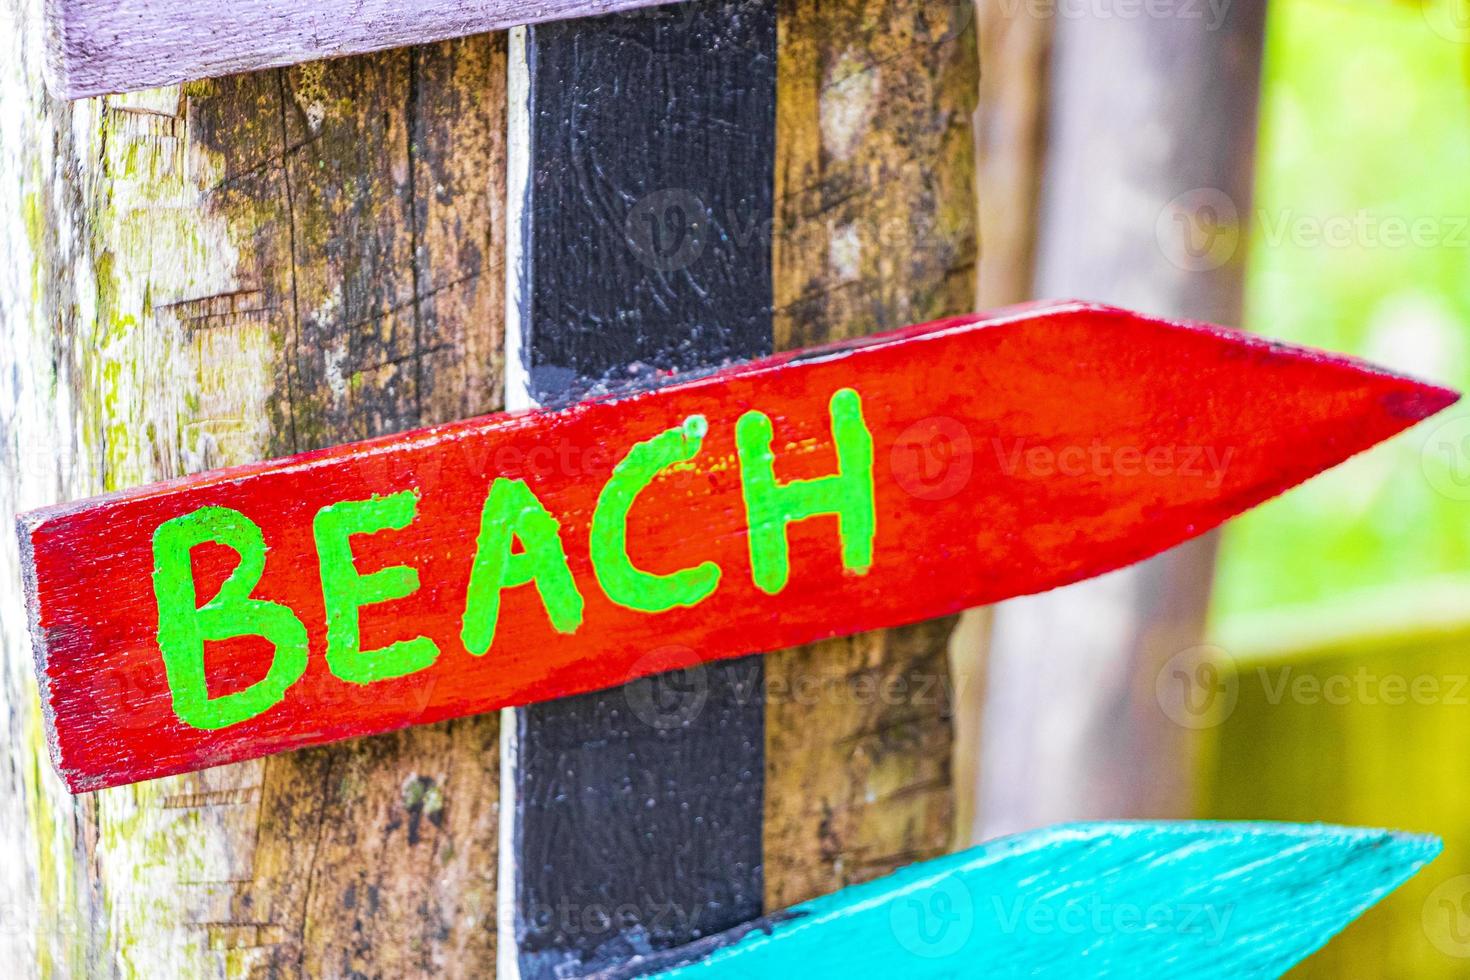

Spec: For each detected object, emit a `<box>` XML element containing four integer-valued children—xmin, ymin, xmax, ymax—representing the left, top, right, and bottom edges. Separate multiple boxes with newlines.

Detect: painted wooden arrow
<box><xmin>18</xmin><ymin>301</ymin><xmax>1457</xmax><ymax>792</ymax></box>
<box><xmin>43</xmin><ymin>0</ymin><xmax>695</xmax><ymax>99</ymax></box>
<box><xmin>623</xmin><ymin>822</ymin><xmax>1441</xmax><ymax>979</ymax></box>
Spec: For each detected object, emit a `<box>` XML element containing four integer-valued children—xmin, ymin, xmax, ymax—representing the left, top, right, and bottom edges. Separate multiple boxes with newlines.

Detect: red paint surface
<box><xmin>20</xmin><ymin>302</ymin><xmax>1457</xmax><ymax>792</ymax></box>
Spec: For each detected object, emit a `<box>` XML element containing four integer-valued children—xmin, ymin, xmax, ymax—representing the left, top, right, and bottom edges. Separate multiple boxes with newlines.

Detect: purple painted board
<box><xmin>43</xmin><ymin>0</ymin><xmax>692</xmax><ymax>99</ymax></box>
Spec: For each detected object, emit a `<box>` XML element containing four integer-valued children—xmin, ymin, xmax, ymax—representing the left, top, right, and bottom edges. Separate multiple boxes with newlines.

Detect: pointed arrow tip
<box><xmin>1385</xmin><ymin>376</ymin><xmax>1461</xmax><ymax>423</ymax></box>
<box><xmin>644</xmin><ymin>820</ymin><xmax>1441</xmax><ymax>979</ymax></box>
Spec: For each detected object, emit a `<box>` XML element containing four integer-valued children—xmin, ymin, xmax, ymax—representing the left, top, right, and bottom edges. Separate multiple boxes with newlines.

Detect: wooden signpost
<box><xmin>11</xmin><ymin>0</ymin><xmax>1457</xmax><ymax>975</ymax></box>
<box><xmin>20</xmin><ymin>301</ymin><xmax>1456</xmax><ymax>793</ymax></box>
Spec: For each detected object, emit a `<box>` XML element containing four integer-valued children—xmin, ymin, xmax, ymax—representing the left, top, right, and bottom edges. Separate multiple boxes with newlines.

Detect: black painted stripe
<box><xmin>509</xmin><ymin>2</ymin><xmax>775</xmax><ymax>976</ymax></box>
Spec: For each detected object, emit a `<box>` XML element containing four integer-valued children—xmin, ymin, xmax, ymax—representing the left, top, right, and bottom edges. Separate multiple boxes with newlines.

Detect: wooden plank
<box><xmin>43</xmin><ymin>0</ymin><xmax>698</xmax><ymax>100</ymax></box>
<box><xmin>222</xmin><ymin>47</ymin><xmax>509</xmax><ymax>979</ymax></box>
<box><xmin>632</xmin><ymin>822</ymin><xmax>1440</xmax><ymax>978</ymax></box>
<box><xmin>501</xmin><ymin>3</ymin><xmax>773</xmax><ymax>975</ymax></box>
<box><xmin>20</xmin><ymin>301</ymin><xmax>1456</xmax><ymax>793</ymax></box>
<box><xmin>0</xmin><ymin>20</ymin><xmax>509</xmax><ymax>976</ymax></box>
<box><xmin>976</xmin><ymin>0</ymin><xmax>1269</xmax><ymax>839</ymax></box>
<box><xmin>0</xmin><ymin>2</ymin><xmax>82</xmax><ymax>968</ymax></box>
<box><xmin>765</xmin><ymin>0</ymin><xmax>979</xmax><ymax>909</ymax></box>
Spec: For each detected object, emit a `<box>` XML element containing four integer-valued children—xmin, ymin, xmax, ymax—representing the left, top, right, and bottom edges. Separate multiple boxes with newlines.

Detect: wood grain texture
<box><xmin>506</xmin><ymin>4</ymin><xmax>773</xmax><ymax>975</ymax></box>
<box><xmin>1</xmin><ymin>11</ymin><xmax>508</xmax><ymax>973</ymax></box>
<box><xmin>977</xmin><ymin>0</ymin><xmax>1268</xmax><ymax>840</ymax></box>
<box><xmin>765</xmin><ymin>0</ymin><xmax>978</xmax><ymax>910</ymax></box>
<box><xmin>44</xmin><ymin>0</ymin><xmax>695</xmax><ymax>99</ymax></box>
<box><xmin>24</xmin><ymin>302</ymin><xmax>1454</xmax><ymax>792</ymax></box>
<box><xmin>646</xmin><ymin>822</ymin><xmax>1440</xmax><ymax>978</ymax></box>
<box><xmin>0</xmin><ymin>0</ymin><xmax>92</xmax><ymax>971</ymax></box>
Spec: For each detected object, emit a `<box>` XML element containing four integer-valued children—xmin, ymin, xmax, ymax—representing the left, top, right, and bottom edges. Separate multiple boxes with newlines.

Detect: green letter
<box><xmin>152</xmin><ymin>506</ymin><xmax>308</xmax><ymax>729</ymax></box>
<box><xmin>591</xmin><ymin>415</ymin><xmax>722</xmax><ymax>612</ymax></box>
<box><xmin>735</xmin><ymin>387</ymin><xmax>876</xmax><ymax>594</ymax></box>
<box><xmin>314</xmin><ymin>491</ymin><xmax>440</xmax><ymax>684</ymax></box>
<box><xmin>461</xmin><ymin>478</ymin><xmax>585</xmax><ymax>655</ymax></box>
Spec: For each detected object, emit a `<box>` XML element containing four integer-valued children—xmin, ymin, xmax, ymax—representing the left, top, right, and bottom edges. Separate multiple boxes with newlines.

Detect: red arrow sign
<box><xmin>20</xmin><ymin>302</ymin><xmax>1456</xmax><ymax>792</ymax></box>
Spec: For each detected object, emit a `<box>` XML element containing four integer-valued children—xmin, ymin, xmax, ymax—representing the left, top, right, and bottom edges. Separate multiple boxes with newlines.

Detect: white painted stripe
<box><xmin>497</xmin><ymin>24</ymin><xmax>533</xmax><ymax>980</ymax></box>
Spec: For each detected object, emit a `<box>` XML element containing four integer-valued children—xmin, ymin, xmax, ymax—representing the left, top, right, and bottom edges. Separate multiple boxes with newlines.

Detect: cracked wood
<box><xmin>0</xmin><ymin>14</ymin><xmax>508</xmax><ymax>975</ymax></box>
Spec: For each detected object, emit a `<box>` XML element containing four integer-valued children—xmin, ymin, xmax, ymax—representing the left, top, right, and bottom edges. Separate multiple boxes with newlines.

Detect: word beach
<box><xmin>20</xmin><ymin>302</ymin><xmax>1454</xmax><ymax>791</ymax></box>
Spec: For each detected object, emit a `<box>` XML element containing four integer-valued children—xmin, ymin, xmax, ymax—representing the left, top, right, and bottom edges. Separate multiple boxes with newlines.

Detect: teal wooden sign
<box><xmin>639</xmin><ymin>822</ymin><xmax>1438</xmax><ymax>978</ymax></box>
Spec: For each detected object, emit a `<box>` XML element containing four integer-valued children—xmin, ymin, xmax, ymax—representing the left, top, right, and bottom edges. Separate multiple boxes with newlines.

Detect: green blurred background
<box><xmin>1205</xmin><ymin>0</ymin><xmax>1470</xmax><ymax>972</ymax></box>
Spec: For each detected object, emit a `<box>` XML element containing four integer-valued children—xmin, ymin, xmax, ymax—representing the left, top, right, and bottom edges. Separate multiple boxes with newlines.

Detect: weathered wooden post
<box><xmin>2</xmin><ymin>7</ymin><xmax>513</xmax><ymax>973</ymax></box>
<box><xmin>0</xmin><ymin>0</ymin><xmax>979</xmax><ymax>973</ymax></box>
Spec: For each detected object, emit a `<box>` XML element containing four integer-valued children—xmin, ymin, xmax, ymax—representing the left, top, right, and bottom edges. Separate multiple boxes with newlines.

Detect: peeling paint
<box><xmin>828</xmin><ymin>223</ymin><xmax>862</xmax><ymax>282</ymax></box>
<box><xmin>819</xmin><ymin>51</ymin><xmax>880</xmax><ymax>162</ymax></box>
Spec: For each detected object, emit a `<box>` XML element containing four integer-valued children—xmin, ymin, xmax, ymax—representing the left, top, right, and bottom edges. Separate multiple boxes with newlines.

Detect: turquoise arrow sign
<box><xmin>630</xmin><ymin>821</ymin><xmax>1438</xmax><ymax>979</ymax></box>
